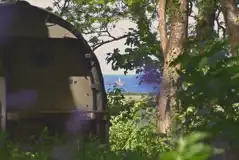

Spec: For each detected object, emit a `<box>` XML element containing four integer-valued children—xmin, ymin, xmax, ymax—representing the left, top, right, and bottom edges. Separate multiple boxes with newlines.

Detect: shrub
<box><xmin>108</xmin><ymin>87</ymin><xmax>171</xmax><ymax>158</ymax></box>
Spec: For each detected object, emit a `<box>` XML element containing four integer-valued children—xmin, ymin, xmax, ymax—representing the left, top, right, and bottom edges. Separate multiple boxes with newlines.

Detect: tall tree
<box><xmin>220</xmin><ymin>0</ymin><xmax>239</xmax><ymax>55</ymax></box>
<box><xmin>196</xmin><ymin>0</ymin><xmax>217</xmax><ymax>40</ymax></box>
<box><xmin>51</xmin><ymin>0</ymin><xmax>224</xmax><ymax>134</ymax></box>
<box><xmin>157</xmin><ymin>0</ymin><xmax>188</xmax><ymax>133</ymax></box>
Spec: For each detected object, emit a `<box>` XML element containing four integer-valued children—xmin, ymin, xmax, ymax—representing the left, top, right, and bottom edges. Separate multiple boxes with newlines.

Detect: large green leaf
<box><xmin>198</xmin><ymin>57</ymin><xmax>208</xmax><ymax>68</ymax></box>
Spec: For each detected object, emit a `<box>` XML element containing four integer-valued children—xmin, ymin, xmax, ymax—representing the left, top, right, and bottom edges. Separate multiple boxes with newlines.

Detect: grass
<box><xmin>123</xmin><ymin>92</ymin><xmax>156</xmax><ymax>101</ymax></box>
<box><xmin>124</xmin><ymin>94</ymin><xmax>143</xmax><ymax>101</ymax></box>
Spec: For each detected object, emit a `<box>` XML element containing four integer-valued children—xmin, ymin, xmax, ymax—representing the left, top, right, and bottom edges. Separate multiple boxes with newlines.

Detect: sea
<box><xmin>103</xmin><ymin>74</ymin><xmax>160</xmax><ymax>93</ymax></box>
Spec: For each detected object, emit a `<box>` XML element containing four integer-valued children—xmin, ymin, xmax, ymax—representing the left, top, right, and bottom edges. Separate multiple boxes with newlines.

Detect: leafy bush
<box><xmin>173</xmin><ymin>39</ymin><xmax>239</xmax><ymax>151</ymax></box>
<box><xmin>107</xmin><ymin>86</ymin><xmax>129</xmax><ymax>117</ymax></box>
<box><xmin>0</xmin><ymin>83</ymin><xmax>223</xmax><ymax>160</ymax></box>
<box><xmin>160</xmin><ymin>132</ymin><xmax>223</xmax><ymax>160</ymax></box>
<box><xmin>109</xmin><ymin>99</ymin><xmax>171</xmax><ymax>158</ymax></box>
<box><xmin>0</xmin><ymin>128</ymin><xmax>220</xmax><ymax>160</ymax></box>
<box><xmin>107</xmin><ymin>86</ymin><xmax>169</xmax><ymax>157</ymax></box>
<box><xmin>107</xmin><ymin>87</ymin><xmax>222</xmax><ymax>160</ymax></box>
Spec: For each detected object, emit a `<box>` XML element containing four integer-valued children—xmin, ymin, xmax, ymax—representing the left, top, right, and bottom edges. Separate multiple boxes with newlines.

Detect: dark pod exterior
<box><xmin>0</xmin><ymin>1</ymin><xmax>108</xmax><ymax>143</ymax></box>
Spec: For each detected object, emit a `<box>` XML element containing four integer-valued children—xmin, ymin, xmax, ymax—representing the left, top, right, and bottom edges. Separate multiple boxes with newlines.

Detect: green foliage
<box><xmin>53</xmin><ymin>0</ymin><xmax>162</xmax><ymax>75</ymax></box>
<box><xmin>105</xmin><ymin>27</ymin><xmax>162</xmax><ymax>74</ymax></box>
<box><xmin>4</xmin><ymin>1</ymin><xmax>234</xmax><ymax>159</ymax></box>
<box><xmin>172</xmin><ymin>39</ymin><xmax>239</xmax><ymax>150</ymax></box>
<box><xmin>107</xmin><ymin>87</ymin><xmax>222</xmax><ymax>160</ymax></box>
<box><xmin>109</xmin><ymin>96</ymin><xmax>170</xmax><ymax>157</ymax></box>
<box><xmin>0</xmin><ymin>130</ymin><xmax>219</xmax><ymax>160</ymax></box>
<box><xmin>107</xmin><ymin>86</ymin><xmax>129</xmax><ymax>117</ymax></box>
<box><xmin>160</xmin><ymin>132</ymin><xmax>223</xmax><ymax>160</ymax></box>
<box><xmin>107</xmin><ymin>86</ymin><xmax>169</xmax><ymax>158</ymax></box>
<box><xmin>0</xmin><ymin>87</ymin><xmax>220</xmax><ymax>160</ymax></box>
<box><xmin>107</xmin><ymin>86</ymin><xmax>154</xmax><ymax>116</ymax></box>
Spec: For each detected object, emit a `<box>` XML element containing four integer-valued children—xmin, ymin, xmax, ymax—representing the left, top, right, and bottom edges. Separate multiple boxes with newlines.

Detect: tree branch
<box><xmin>92</xmin><ymin>33</ymin><xmax>130</xmax><ymax>51</ymax></box>
<box><xmin>188</xmin><ymin>0</ymin><xmax>193</xmax><ymax>16</ymax></box>
<box><xmin>60</xmin><ymin>0</ymin><xmax>70</xmax><ymax>16</ymax></box>
<box><xmin>158</xmin><ymin>0</ymin><xmax>168</xmax><ymax>56</ymax></box>
<box><xmin>216</xmin><ymin>8</ymin><xmax>226</xmax><ymax>38</ymax></box>
<box><xmin>82</xmin><ymin>30</ymin><xmax>108</xmax><ymax>35</ymax></box>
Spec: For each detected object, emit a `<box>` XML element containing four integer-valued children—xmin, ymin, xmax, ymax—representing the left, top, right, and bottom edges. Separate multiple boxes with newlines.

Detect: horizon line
<box><xmin>102</xmin><ymin>73</ymin><xmax>137</xmax><ymax>75</ymax></box>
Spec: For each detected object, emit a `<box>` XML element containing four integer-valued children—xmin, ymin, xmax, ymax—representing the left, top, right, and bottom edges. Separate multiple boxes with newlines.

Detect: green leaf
<box><xmin>184</xmin><ymin>143</ymin><xmax>212</xmax><ymax>158</ymax></box>
<box><xmin>189</xmin><ymin>153</ymin><xmax>213</xmax><ymax>160</ymax></box>
<box><xmin>160</xmin><ymin>151</ymin><xmax>178</xmax><ymax>160</ymax></box>
<box><xmin>198</xmin><ymin>57</ymin><xmax>208</xmax><ymax>68</ymax></box>
<box><xmin>231</xmin><ymin>73</ymin><xmax>239</xmax><ymax>79</ymax></box>
<box><xmin>186</xmin><ymin>106</ymin><xmax>195</xmax><ymax>113</ymax></box>
<box><xmin>184</xmin><ymin>132</ymin><xmax>209</xmax><ymax>147</ymax></box>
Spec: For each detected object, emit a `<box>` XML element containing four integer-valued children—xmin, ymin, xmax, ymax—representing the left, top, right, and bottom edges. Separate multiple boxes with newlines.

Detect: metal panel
<box><xmin>69</xmin><ymin>76</ymin><xmax>93</xmax><ymax>112</ymax></box>
<box><xmin>47</xmin><ymin>23</ymin><xmax>77</xmax><ymax>38</ymax></box>
<box><xmin>6</xmin><ymin>39</ymin><xmax>93</xmax><ymax>115</ymax></box>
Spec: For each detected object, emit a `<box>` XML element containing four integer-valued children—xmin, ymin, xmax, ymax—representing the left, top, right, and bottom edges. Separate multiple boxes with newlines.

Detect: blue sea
<box><xmin>103</xmin><ymin>74</ymin><xmax>160</xmax><ymax>93</ymax></box>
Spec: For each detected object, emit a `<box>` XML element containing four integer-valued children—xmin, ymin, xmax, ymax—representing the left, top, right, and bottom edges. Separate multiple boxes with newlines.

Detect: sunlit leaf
<box><xmin>198</xmin><ymin>57</ymin><xmax>208</xmax><ymax>69</ymax></box>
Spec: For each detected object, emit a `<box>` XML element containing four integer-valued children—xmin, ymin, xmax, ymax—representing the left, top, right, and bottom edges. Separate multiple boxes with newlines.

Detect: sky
<box><xmin>25</xmin><ymin>0</ymin><xmax>135</xmax><ymax>75</ymax></box>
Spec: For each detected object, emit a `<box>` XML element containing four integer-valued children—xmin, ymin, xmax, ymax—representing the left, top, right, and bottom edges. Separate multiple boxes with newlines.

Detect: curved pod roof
<box><xmin>0</xmin><ymin>1</ymin><xmax>75</xmax><ymax>38</ymax></box>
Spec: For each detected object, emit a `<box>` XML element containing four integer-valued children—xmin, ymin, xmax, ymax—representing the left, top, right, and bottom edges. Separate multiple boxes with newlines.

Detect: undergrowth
<box><xmin>0</xmin><ymin>87</ymin><xmax>222</xmax><ymax>160</ymax></box>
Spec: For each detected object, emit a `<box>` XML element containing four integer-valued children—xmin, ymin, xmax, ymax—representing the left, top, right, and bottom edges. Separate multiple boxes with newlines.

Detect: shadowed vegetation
<box><xmin>2</xmin><ymin>0</ymin><xmax>239</xmax><ymax>159</ymax></box>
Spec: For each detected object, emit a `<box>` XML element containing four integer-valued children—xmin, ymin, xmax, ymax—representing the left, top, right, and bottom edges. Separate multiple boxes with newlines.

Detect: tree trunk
<box><xmin>211</xmin><ymin>1</ymin><xmax>239</xmax><ymax>160</ymax></box>
<box><xmin>158</xmin><ymin>0</ymin><xmax>168</xmax><ymax>55</ymax></box>
<box><xmin>220</xmin><ymin>0</ymin><xmax>239</xmax><ymax>55</ymax></box>
<box><xmin>196</xmin><ymin>0</ymin><xmax>217</xmax><ymax>40</ymax></box>
<box><xmin>157</xmin><ymin>0</ymin><xmax>188</xmax><ymax>133</ymax></box>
